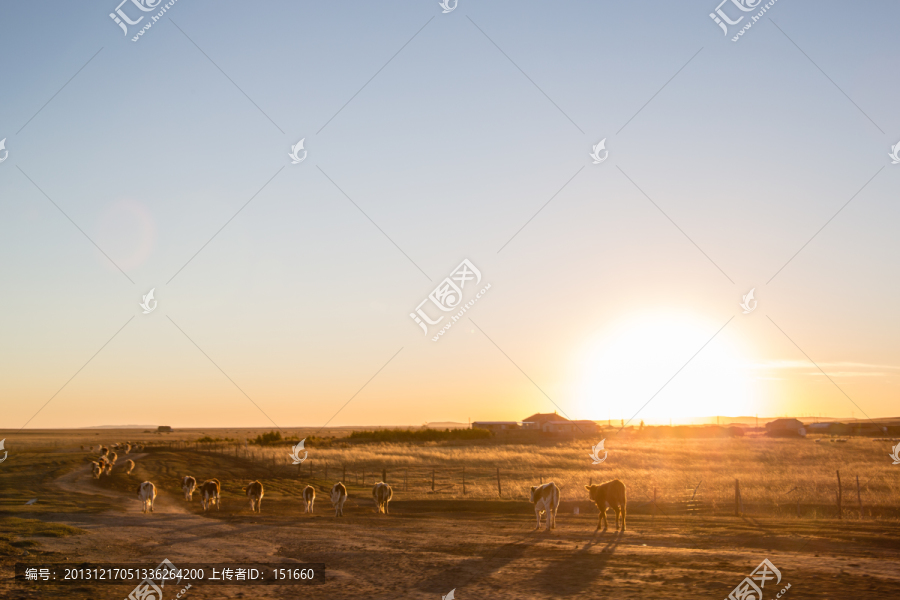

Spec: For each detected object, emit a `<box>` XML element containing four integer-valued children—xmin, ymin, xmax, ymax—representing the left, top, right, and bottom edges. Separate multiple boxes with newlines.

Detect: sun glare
<box><xmin>576</xmin><ymin>313</ymin><xmax>753</xmax><ymax>424</ymax></box>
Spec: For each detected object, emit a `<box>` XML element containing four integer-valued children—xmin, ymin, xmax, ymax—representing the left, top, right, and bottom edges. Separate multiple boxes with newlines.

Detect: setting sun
<box><xmin>576</xmin><ymin>313</ymin><xmax>754</xmax><ymax>424</ymax></box>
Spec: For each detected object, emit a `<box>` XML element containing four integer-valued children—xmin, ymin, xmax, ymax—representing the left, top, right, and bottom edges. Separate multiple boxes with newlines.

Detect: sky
<box><xmin>1</xmin><ymin>0</ymin><xmax>898</xmax><ymax>429</ymax></box>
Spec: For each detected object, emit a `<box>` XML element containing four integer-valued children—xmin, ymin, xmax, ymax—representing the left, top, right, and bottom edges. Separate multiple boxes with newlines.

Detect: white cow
<box><xmin>200</xmin><ymin>479</ymin><xmax>220</xmax><ymax>511</ymax></box>
<box><xmin>330</xmin><ymin>482</ymin><xmax>347</xmax><ymax>517</ymax></box>
<box><xmin>530</xmin><ymin>482</ymin><xmax>560</xmax><ymax>531</ymax></box>
<box><xmin>137</xmin><ymin>481</ymin><xmax>157</xmax><ymax>514</ymax></box>
<box><xmin>372</xmin><ymin>482</ymin><xmax>392</xmax><ymax>514</ymax></box>
<box><xmin>123</xmin><ymin>459</ymin><xmax>135</xmax><ymax>475</ymax></box>
<box><xmin>91</xmin><ymin>461</ymin><xmax>102</xmax><ymax>479</ymax></box>
<box><xmin>302</xmin><ymin>485</ymin><xmax>316</xmax><ymax>514</ymax></box>
<box><xmin>182</xmin><ymin>476</ymin><xmax>197</xmax><ymax>501</ymax></box>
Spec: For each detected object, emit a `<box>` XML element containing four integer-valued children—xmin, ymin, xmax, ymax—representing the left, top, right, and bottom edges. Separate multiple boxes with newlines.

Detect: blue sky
<box><xmin>1</xmin><ymin>0</ymin><xmax>898</xmax><ymax>428</ymax></box>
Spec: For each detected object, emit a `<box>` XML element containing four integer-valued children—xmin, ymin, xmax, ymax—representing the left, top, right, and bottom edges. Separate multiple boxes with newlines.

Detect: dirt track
<box><xmin>3</xmin><ymin>455</ymin><xmax>899</xmax><ymax>599</ymax></box>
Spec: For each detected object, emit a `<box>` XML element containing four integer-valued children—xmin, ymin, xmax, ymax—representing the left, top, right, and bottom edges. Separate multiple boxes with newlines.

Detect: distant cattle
<box><xmin>91</xmin><ymin>461</ymin><xmax>102</xmax><ymax>479</ymax></box>
<box><xmin>137</xmin><ymin>481</ymin><xmax>157</xmax><ymax>514</ymax></box>
<box><xmin>182</xmin><ymin>476</ymin><xmax>197</xmax><ymax>501</ymax></box>
<box><xmin>123</xmin><ymin>459</ymin><xmax>135</xmax><ymax>475</ymax></box>
<box><xmin>112</xmin><ymin>443</ymin><xmax>120</xmax><ymax>449</ymax></box>
<box><xmin>200</xmin><ymin>479</ymin><xmax>221</xmax><ymax>511</ymax></box>
<box><xmin>125</xmin><ymin>444</ymin><xmax>132</xmax><ymax>454</ymax></box>
<box><xmin>244</xmin><ymin>481</ymin><xmax>264</xmax><ymax>513</ymax></box>
<box><xmin>100</xmin><ymin>446</ymin><xmax>109</xmax><ymax>457</ymax></box>
<box><xmin>330</xmin><ymin>482</ymin><xmax>347</xmax><ymax>517</ymax></box>
<box><xmin>372</xmin><ymin>482</ymin><xmax>392</xmax><ymax>515</ymax></box>
<box><xmin>108</xmin><ymin>452</ymin><xmax>117</xmax><ymax>464</ymax></box>
<box><xmin>584</xmin><ymin>479</ymin><xmax>627</xmax><ymax>533</ymax></box>
<box><xmin>104</xmin><ymin>461</ymin><xmax>114</xmax><ymax>475</ymax></box>
<box><xmin>302</xmin><ymin>485</ymin><xmax>316</xmax><ymax>514</ymax></box>
<box><xmin>530</xmin><ymin>482</ymin><xmax>560</xmax><ymax>531</ymax></box>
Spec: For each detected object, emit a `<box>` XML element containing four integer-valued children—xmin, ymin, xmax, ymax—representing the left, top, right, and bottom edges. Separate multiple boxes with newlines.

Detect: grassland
<box><xmin>1</xmin><ymin>428</ymin><xmax>899</xmax><ymax>599</ymax></box>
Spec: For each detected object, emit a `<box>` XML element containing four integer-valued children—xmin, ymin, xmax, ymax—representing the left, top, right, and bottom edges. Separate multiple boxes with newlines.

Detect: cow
<box><xmin>108</xmin><ymin>451</ymin><xmax>118</xmax><ymax>465</ymax></box>
<box><xmin>372</xmin><ymin>482</ymin><xmax>392</xmax><ymax>515</ymax></box>
<box><xmin>112</xmin><ymin>443</ymin><xmax>120</xmax><ymax>449</ymax></box>
<box><xmin>125</xmin><ymin>443</ymin><xmax>132</xmax><ymax>454</ymax></box>
<box><xmin>530</xmin><ymin>482</ymin><xmax>560</xmax><ymax>531</ymax></box>
<box><xmin>584</xmin><ymin>479</ymin><xmax>627</xmax><ymax>533</ymax></box>
<box><xmin>123</xmin><ymin>459</ymin><xmax>135</xmax><ymax>475</ymax></box>
<box><xmin>91</xmin><ymin>461</ymin><xmax>102</xmax><ymax>479</ymax></box>
<box><xmin>244</xmin><ymin>481</ymin><xmax>264</xmax><ymax>513</ymax></box>
<box><xmin>104</xmin><ymin>461</ymin><xmax>114</xmax><ymax>475</ymax></box>
<box><xmin>100</xmin><ymin>446</ymin><xmax>109</xmax><ymax>457</ymax></box>
<box><xmin>137</xmin><ymin>481</ymin><xmax>157</xmax><ymax>514</ymax></box>
<box><xmin>200</xmin><ymin>479</ymin><xmax>221</xmax><ymax>512</ymax></box>
<box><xmin>330</xmin><ymin>482</ymin><xmax>347</xmax><ymax>517</ymax></box>
<box><xmin>182</xmin><ymin>476</ymin><xmax>197</xmax><ymax>501</ymax></box>
<box><xmin>302</xmin><ymin>485</ymin><xmax>315</xmax><ymax>514</ymax></box>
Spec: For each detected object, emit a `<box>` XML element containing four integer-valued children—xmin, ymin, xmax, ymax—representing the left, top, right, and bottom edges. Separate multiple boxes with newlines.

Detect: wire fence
<box><xmin>143</xmin><ymin>439</ymin><xmax>900</xmax><ymax>519</ymax></box>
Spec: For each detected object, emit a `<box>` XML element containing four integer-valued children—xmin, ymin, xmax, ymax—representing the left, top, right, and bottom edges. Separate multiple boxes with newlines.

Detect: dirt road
<box><xmin>2</xmin><ymin>452</ymin><xmax>899</xmax><ymax>599</ymax></box>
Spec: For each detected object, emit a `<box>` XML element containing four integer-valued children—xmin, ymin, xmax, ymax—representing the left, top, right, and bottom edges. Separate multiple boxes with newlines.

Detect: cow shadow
<box><xmin>416</xmin><ymin>532</ymin><xmax>535</xmax><ymax>593</ymax></box>
<box><xmin>524</xmin><ymin>530</ymin><xmax>622</xmax><ymax>595</ymax></box>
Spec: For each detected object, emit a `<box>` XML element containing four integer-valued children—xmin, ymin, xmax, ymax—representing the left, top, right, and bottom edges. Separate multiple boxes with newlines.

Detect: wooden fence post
<box><xmin>462</xmin><ymin>466</ymin><xmax>466</xmax><ymax>495</ymax></box>
<box><xmin>653</xmin><ymin>488</ymin><xmax>657</xmax><ymax>523</ymax></box>
<box><xmin>342</xmin><ymin>464</ymin><xmax>346</xmax><ymax>483</ymax></box>
<box><xmin>382</xmin><ymin>468</ymin><xmax>386</xmax><ymax>483</ymax></box>
<box><xmin>325</xmin><ymin>463</ymin><xmax>328</xmax><ymax>481</ymax></box>
<box><xmin>405</xmin><ymin>468</ymin><xmax>408</xmax><ymax>492</ymax></box>
<box><xmin>734</xmin><ymin>479</ymin><xmax>742</xmax><ymax>517</ymax></box>
<box><xmin>856</xmin><ymin>474</ymin><xmax>862</xmax><ymax>519</ymax></box>
<box><xmin>836</xmin><ymin>470</ymin><xmax>842</xmax><ymax>519</ymax></box>
<box><xmin>496</xmin><ymin>467</ymin><xmax>502</xmax><ymax>497</ymax></box>
<box><xmin>431</xmin><ymin>469</ymin><xmax>435</xmax><ymax>492</ymax></box>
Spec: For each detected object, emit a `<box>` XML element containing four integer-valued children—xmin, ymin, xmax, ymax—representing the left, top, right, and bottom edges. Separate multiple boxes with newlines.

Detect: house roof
<box><xmin>523</xmin><ymin>412</ymin><xmax>566</xmax><ymax>424</ymax></box>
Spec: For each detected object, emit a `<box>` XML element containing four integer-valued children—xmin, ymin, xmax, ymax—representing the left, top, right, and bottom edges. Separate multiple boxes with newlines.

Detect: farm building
<box><xmin>157</xmin><ymin>425</ymin><xmax>173</xmax><ymax>433</ymax></box>
<box><xmin>765</xmin><ymin>418</ymin><xmax>806</xmax><ymax>438</ymax></box>
<box><xmin>522</xmin><ymin>412</ymin><xmax>600</xmax><ymax>434</ymax></box>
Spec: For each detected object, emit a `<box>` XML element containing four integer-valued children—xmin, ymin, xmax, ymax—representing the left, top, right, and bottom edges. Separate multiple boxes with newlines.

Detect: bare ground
<box><xmin>1</xmin><ymin>453</ymin><xmax>899</xmax><ymax>599</ymax></box>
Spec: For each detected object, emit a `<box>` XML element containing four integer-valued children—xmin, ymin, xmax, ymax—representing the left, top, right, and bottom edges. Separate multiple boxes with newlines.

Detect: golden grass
<box><xmin>175</xmin><ymin>435</ymin><xmax>900</xmax><ymax>517</ymax></box>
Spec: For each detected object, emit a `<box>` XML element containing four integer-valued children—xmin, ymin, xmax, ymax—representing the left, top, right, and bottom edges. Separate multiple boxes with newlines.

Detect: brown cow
<box><xmin>584</xmin><ymin>480</ymin><xmax>627</xmax><ymax>532</ymax></box>
<box><xmin>302</xmin><ymin>485</ymin><xmax>316</xmax><ymax>514</ymax></box>
<box><xmin>244</xmin><ymin>481</ymin><xmax>264</xmax><ymax>513</ymax></box>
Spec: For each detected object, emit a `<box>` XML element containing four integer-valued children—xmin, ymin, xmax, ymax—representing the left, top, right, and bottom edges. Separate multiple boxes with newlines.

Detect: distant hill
<box><xmin>85</xmin><ymin>425</ymin><xmax>157</xmax><ymax>429</ymax></box>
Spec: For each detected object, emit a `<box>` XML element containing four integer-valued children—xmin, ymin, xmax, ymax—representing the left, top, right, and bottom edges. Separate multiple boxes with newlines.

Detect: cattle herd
<box><xmin>89</xmin><ymin>445</ymin><xmax>628</xmax><ymax>531</ymax></box>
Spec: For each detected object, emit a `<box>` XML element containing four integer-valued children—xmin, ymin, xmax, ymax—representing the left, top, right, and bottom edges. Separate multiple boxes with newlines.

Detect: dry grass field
<box><xmin>1</xmin><ymin>428</ymin><xmax>899</xmax><ymax>599</ymax></box>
